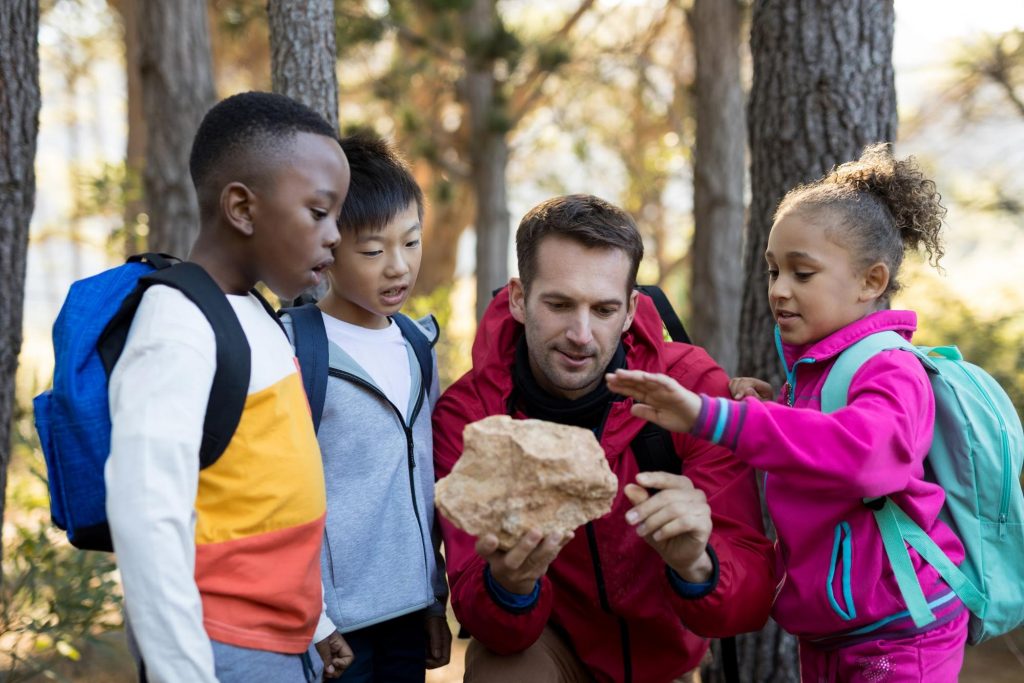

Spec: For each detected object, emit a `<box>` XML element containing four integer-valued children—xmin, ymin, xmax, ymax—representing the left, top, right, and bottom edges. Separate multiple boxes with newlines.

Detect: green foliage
<box><xmin>913</xmin><ymin>299</ymin><xmax>1024</xmax><ymax>422</ymax></box>
<box><xmin>2</xmin><ymin>405</ymin><xmax>123</xmax><ymax>681</ymax></box>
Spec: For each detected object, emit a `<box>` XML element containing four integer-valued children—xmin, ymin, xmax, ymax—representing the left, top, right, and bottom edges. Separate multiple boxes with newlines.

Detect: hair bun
<box><xmin>827</xmin><ymin>143</ymin><xmax>946</xmax><ymax>266</ymax></box>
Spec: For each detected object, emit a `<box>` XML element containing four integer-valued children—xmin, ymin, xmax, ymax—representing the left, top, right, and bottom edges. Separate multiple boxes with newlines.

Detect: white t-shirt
<box><xmin>321</xmin><ymin>312</ymin><xmax>412</xmax><ymax>421</ymax></box>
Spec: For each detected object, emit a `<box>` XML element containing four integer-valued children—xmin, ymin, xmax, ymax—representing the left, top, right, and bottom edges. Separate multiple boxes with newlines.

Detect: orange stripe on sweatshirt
<box><xmin>196</xmin><ymin>514</ymin><xmax>325</xmax><ymax>653</ymax></box>
<box><xmin>195</xmin><ymin>372</ymin><xmax>325</xmax><ymax>544</ymax></box>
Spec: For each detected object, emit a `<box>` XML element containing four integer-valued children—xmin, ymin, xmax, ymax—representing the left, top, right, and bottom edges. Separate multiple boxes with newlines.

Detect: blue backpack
<box><xmin>33</xmin><ymin>253</ymin><xmax>262</xmax><ymax>552</ymax></box>
<box><xmin>281</xmin><ymin>303</ymin><xmax>435</xmax><ymax>432</ymax></box>
<box><xmin>821</xmin><ymin>331</ymin><xmax>1024</xmax><ymax>644</ymax></box>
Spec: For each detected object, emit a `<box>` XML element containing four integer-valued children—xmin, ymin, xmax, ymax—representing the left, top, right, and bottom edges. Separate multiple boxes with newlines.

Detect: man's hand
<box><xmin>728</xmin><ymin>376</ymin><xmax>774</xmax><ymax>400</ymax></box>
<box><xmin>315</xmin><ymin>630</ymin><xmax>354</xmax><ymax>680</ymax></box>
<box><xmin>624</xmin><ymin>472</ymin><xmax>713</xmax><ymax>583</ymax></box>
<box><xmin>476</xmin><ymin>529</ymin><xmax>572</xmax><ymax>595</ymax></box>
<box><xmin>606</xmin><ymin>369</ymin><xmax>702</xmax><ymax>433</ymax></box>
<box><xmin>424</xmin><ymin>614</ymin><xmax>452</xmax><ymax>669</ymax></box>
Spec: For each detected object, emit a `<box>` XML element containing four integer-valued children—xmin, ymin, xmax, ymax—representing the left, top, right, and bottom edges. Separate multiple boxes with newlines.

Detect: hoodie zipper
<box><xmin>327</xmin><ymin>368</ymin><xmax>432</xmax><ymax>580</ymax></box>
<box><xmin>774</xmin><ymin>325</ymin><xmax>816</xmax><ymax>407</ymax></box>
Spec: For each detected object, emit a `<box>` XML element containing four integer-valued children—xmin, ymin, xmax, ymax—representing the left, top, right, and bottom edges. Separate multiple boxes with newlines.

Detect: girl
<box><xmin>608</xmin><ymin>144</ymin><xmax>968</xmax><ymax>682</ymax></box>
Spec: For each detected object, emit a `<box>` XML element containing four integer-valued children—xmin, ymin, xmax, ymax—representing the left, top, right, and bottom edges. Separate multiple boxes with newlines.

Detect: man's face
<box><xmin>250</xmin><ymin>132</ymin><xmax>350</xmax><ymax>300</ymax></box>
<box><xmin>509</xmin><ymin>235</ymin><xmax>638</xmax><ymax>401</ymax></box>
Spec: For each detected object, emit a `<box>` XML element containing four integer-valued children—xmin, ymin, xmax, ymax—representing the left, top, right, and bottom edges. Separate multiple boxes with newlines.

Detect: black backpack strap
<box><xmin>392</xmin><ymin>313</ymin><xmax>435</xmax><ymax>398</ymax></box>
<box><xmin>98</xmin><ymin>262</ymin><xmax>251</xmax><ymax>470</ymax></box>
<box><xmin>631</xmin><ymin>422</ymin><xmax>681</xmax><ymax>477</ymax></box>
<box><xmin>249</xmin><ymin>286</ymin><xmax>288</xmax><ymax>337</ymax></box>
<box><xmin>635</xmin><ymin>284</ymin><xmax>691</xmax><ymax>344</ymax></box>
<box><xmin>283</xmin><ymin>304</ymin><xmax>329</xmax><ymax>433</ymax></box>
<box><xmin>127</xmin><ymin>252</ymin><xmax>180</xmax><ymax>270</ymax></box>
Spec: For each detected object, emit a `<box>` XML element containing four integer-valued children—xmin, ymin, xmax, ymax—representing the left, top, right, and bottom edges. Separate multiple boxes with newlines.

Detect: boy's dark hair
<box><xmin>516</xmin><ymin>194</ymin><xmax>644</xmax><ymax>294</ymax></box>
<box><xmin>189</xmin><ymin>91</ymin><xmax>338</xmax><ymax>217</ymax></box>
<box><xmin>338</xmin><ymin>131</ymin><xmax>424</xmax><ymax>233</ymax></box>
<box><xmin>775</xmin><ymin>143</ymin><xmax>946</xmax><ymax>298</ymax></box>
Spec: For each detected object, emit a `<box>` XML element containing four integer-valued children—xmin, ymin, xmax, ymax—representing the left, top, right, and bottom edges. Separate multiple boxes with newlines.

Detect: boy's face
<box><xmin>324</xmin><ymin>200</ymin><xmax>422</xmax><ymax>329</ymax></box>
<box><xmin>250</xmin><ymin>132</ymin><xmax>350</xmax><ymax>300</ymax></box>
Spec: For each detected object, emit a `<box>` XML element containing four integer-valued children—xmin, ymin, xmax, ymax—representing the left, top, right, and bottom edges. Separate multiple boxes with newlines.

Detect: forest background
<box><xmin>1</xmin><ymin>0</ymin><xmax>1023</xmax><ymax>681</ymax></box>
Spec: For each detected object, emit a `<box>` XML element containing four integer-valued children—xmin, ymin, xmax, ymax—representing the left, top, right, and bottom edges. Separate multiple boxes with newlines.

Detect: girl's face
<box><xmin>765</xmin><ymin>211</ymin><xmax>884</xmax><ymax>346</ymax></box>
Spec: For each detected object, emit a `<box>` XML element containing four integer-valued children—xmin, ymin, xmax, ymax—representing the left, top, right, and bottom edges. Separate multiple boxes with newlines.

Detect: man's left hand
<box><xmin>424</xmin><ymin>613</ymin><xmax>452</xmax><ymax>669</ymax></box>
<box><xmin>624</xmin><ymin>472</ymin><xmax>714</xmax><ymax>583</ymax></box>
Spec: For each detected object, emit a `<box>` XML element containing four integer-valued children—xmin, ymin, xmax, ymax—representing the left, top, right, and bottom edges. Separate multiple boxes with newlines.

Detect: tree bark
<box><xmin>0</xmin><ymin>0</ymin><xmax>40</xmax><ymax>575</ymax></box>
<box><xmin>688</xmin><ymin>0</ymin><xmax>745</xmax><ymax>376</ymax></box>
<box><xmin>741</xmin><ymin>0</ymin><xmax>896</xmax><ymax>387</ymax></box>
<box><xmin>267</xmin><ymin>0</ymin><xmax>339</xmax><ymax>132</ymax></box>
<box><xmin>462</xmin><ymin>0</ymin><xmax>511</xmax><ymax>321</ymax></box>
<box><xmin>111</xmin><ymin>0</ymin><xmax>147</xmax><ymax>257</ymax></box>
<box><xmin>735</xmin><ymin>2</ymin><xmax>897</xmax><ymax>680</ymax></box>
<box><xmin>137</xmin><ymin>0</ymin><xmax>216</xmax><ymax>259</ymax></box>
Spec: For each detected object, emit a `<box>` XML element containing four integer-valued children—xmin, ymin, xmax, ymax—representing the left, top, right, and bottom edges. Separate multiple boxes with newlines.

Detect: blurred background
<box><xmin>2</xmin><ymin>0</ymin><xmax>1023</xmax><ymax>681</ymax></box>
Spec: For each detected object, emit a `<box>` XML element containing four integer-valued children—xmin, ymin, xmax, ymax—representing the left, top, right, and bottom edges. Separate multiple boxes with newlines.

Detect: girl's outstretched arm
<box><xmin>606</xmin><ymin>369</ymin><xmax>702</xmax><ymax>433</ymax></box>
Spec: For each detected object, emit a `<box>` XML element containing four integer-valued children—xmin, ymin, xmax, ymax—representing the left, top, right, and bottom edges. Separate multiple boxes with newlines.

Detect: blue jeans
<box><xmin>331</xmin><ymin>610</ymin><xmax>427</xmax><ymax>683</ymax></box>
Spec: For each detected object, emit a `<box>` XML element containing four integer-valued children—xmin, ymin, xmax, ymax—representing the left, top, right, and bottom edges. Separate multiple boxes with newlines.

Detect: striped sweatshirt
<box><xmin>106</xmin><ymin>285</ymin><xmax>326</xmax><ymax>683</ymax></box>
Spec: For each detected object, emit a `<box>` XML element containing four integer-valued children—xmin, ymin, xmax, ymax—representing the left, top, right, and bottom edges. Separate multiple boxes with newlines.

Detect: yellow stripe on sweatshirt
<box><xmin>195</xmin><ymin>372</ymin><xmax>326</xmax><ymax>544</ymax></box>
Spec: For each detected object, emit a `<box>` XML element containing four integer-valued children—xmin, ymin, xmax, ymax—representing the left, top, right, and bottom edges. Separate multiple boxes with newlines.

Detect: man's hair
<box><xmin>516</xmin><ymin>194</ymin><xmax>644</xmax><ymax>292</ymax></box>
<box><xmin>337</xmin><ymin>131</ymin><xmax>424</xmax><ymax>234</ymax></box>
<box><xmin>188</xmin><ymin>91</ymin><xmax>338</xmax><ymax>214</ymax></box>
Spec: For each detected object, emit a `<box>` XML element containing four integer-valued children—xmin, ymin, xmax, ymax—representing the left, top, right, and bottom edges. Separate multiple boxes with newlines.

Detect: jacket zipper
<box><xmin>327</xmin><ymin>368</ymin><xmax>432</xmax><ymax>579</ymax></box>
<box><xmin>586</xmin><ymin>403</ymin><xmax>632</xmax><ymax>683</ymax></box>
<box><xmin>951</xmin><ymin>362</ymin><xmax>1012</xmax><ymax>536</ymax></box>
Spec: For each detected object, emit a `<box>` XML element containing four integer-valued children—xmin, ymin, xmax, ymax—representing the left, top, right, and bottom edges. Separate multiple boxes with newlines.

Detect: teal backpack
<box><xmin>821</xmin><ymin>331</ymin><xmax>1024</xmax><ymax>644</ymax></box>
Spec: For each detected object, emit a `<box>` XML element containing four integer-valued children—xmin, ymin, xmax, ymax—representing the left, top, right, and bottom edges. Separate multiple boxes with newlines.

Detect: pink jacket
<box><xmin>691</xmin><ymin>310</ymin><xmax>965</xmax><ymax>643</ymax></box>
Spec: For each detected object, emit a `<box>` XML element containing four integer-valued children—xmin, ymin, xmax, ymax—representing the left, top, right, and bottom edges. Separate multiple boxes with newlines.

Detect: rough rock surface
<box><xmin>435</xmin><ymin>415</ymin><xmax>618</xmax><ymax>549</ymax></box>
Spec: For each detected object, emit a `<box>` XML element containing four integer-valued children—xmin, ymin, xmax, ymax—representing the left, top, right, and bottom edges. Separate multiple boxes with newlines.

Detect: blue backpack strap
<box><xmin>97</xmin><ymin>262</ymin><xmax>251</xmax><ymax>469</ymax></box>
<box><xmin>392</xmin><ymin>312</ymin><xmax>435</xmax><ymax>398</ymax></box>
<box><xmin>283</xmin><ymin>303</ymin><xmax>329</xmax><ymax>433</ymax></box>
<box><xmin>819</xmin><ymin>330</ymin><xmax>916</xmax><ymax>413</ymax></box>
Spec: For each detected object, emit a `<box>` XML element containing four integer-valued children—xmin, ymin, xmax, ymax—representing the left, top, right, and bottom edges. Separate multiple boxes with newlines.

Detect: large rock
<box><xmin>435</xmin><ymin>415</ymin><xmax>619</xmax><ymax>549</ymax></box>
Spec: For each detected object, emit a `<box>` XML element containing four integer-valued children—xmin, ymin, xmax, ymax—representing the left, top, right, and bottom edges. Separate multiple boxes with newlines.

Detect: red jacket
<box><xmin>433</xmin><ymin>289</ymin><xmax>776</xmax><ymax>683</ymax></box>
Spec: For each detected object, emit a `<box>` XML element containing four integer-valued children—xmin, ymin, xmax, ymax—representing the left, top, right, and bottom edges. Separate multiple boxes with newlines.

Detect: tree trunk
<box><xmin>267</xmin><ymin>0</ymin><xmax>338</xmax><ymax>304</ymax></box>
<box><xmin>137</xmin><ymin>0</ymin><xmax>216</xmax><ymax>259</ymax></box>
<box><xmin>688</xmin><ymin>0</ymin><xmax>745</xmax><ymax>376</ymax></box>
<box><xmin>267</xmin><ymin>0</ymin><xmax>339</xmax><ymax>132</ymax></box>
<box><xmin>0</xmin><ymin>0</ymin><xmax>41</xmax><ymax>577</ymax></box>
<box><xmin>462</xmin><ymin>0</ymin><xmax>511</xmax><ymax>321</ymax></box>
<box><xmin>736</xmin><ymin>2</ymin><xmax>897</xmax><ymax>680</ymax></box>
<box><xmin>111</xmin><ymin>0</ymin><xmax>147</xmax><ymax>257</ymax></box>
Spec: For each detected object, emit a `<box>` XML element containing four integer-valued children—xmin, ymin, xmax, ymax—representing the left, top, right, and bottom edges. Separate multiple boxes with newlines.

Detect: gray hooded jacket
<box><xmin>282</xmin><ymin>312</ymin><xmax>448</xmax><ymax>633</ymax></box>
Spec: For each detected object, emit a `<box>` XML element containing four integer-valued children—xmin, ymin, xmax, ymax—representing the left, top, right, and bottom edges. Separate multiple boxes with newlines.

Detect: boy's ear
<box><xmin>860</xmin><ymin>261</ymin><xmax>890</xmax><ymax>302</ymax></box>
<box><xmin>508</xmin><ymin>277</ymin><xmax>527</xmax><ymax>324</ymax></box>
<box><xmin>221</xmin><ymin>182</ymin><xmax>257</xmax><ymax>237</ymax></box>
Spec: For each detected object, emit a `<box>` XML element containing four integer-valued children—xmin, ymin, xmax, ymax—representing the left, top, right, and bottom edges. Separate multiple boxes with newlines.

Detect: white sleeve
<box><xmin>313</xmin><ymin>587</ymin><xmax>337</xmax><ymax>643</ymax></box>
<box><xmin>105</xmin><ymin>286</ymin><xmax>219</xmax><ymax>683</ymax></box>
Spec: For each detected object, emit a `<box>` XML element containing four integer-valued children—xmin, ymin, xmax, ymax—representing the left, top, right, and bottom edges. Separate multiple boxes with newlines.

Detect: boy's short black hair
<box><xmin>189</xmin><ymin>91</ymin><xmax>338</xmax><ymax>214</ymax></box>
<box><xmin>338</xmin><ymin>131</ymin><xmax>424</xmax><ymax>234</ymax></box>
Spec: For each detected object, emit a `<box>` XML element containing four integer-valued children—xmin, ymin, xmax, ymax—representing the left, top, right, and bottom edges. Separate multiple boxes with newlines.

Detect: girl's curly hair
<box><xmin>774</xmin><ymin>143</ymin><xmax>947</xmax><ymax>298</ymax></box>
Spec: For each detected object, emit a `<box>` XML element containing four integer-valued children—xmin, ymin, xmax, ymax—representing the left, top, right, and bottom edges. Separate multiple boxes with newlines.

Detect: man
<box><xmin>433</xmin><ymin>194</ymin><xmax>776</xmax><ymax>683</ymax></box>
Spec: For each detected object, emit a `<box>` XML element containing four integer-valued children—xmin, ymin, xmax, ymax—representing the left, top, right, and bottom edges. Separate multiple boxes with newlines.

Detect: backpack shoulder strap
<box><xmin>98</xmin><ymin>262</ymin><xmax>251</xmax><ymax>469</ymax></box>
<box><xmin>631</xmin><ymin>422</ymin><xmax>681</xmax><ymax>477</ymax></box>
<box><xmin>820</xmin><ymin>330</ymin><xmax>915</xmax><ymax>414</ymax></box>
<box><xmin>392</xmin><ymin>312</ymin><xmax>436</xmax><ymax>398</ymax></box>
<box><xmin>635</xmin><ymin>285</ymin><xmax>691</xmax><ymax>344</ymax></box>
<box><xmin>283</xmin><ymin>303</ymin><xmax>329</xmax><ymax>433</ymax></box>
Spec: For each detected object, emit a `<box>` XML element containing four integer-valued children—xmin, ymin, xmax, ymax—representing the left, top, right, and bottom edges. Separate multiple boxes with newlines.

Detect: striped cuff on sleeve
<box><xmin>690</xmin><ymin>394</ymin><xmax>747</xmax><ymax>451</ymax></box>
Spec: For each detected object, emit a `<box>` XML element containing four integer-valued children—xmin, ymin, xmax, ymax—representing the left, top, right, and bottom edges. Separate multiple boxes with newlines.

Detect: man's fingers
<box><xmin>502</xmin><ymin>529</ymin><xmax>544</xmax><ymax>569</ymax></box>
<box><xmin>629</xmin><ymin>403</ymin><xmax>659</xmax><ymax>422</ymax></box>
<box><xmin>623</xmin><ymin>482</ymin><xmax>649</xmax><ymax>507</ymax></box>
<box><xmin>474</xmin><ymin>533</ymin><xmax>500</xmax><ymax>557</ymax></box>
<box><xmin>635</xmin><ymin>471</ymin><xmax>693</xmax><ymax>492</ymax></box>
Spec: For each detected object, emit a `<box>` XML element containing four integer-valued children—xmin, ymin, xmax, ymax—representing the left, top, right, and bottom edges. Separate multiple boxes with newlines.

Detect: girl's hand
<box><xmin>728</xmin><ymin>376</ymin><xmax>775</xmax><ymax>400</ymax></box>
<box><xmin>606</xmin><ymin>369</ymin><xmax>701</xmax><ymax>433</ymax></box>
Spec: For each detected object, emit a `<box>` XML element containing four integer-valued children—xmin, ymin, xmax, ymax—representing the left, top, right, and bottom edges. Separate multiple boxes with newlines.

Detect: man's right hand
<box><xmin>475</xmin><ymin>529</ymin><xmax>572</xmax><ymax>595</ymax></box>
